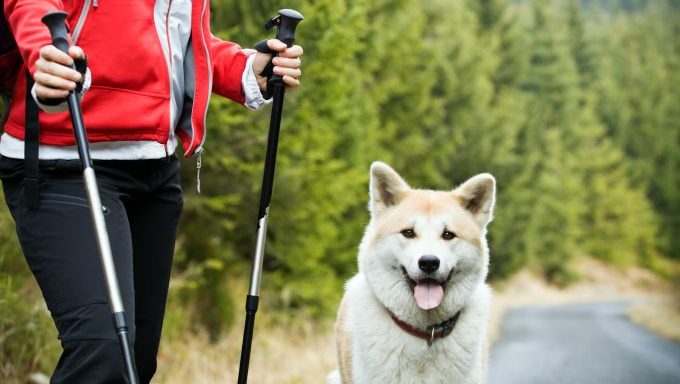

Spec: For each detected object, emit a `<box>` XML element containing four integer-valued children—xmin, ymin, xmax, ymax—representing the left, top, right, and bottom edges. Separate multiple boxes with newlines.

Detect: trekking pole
<box><xmin>237</xmin><ymin>9</ymin><xmax>303</xmax><ymax>384</ymax></box>
<box><xmin>41</xmin><ymin>12</ymin><xmax>140</xmax><ymax>384</ymax></box>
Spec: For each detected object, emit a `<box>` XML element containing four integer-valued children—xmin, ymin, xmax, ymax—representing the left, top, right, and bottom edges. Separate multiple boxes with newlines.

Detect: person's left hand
<box><xmin>253</xmin><ymin>39</ymin><xmax>303</xmax><ymax>92</ymax></box>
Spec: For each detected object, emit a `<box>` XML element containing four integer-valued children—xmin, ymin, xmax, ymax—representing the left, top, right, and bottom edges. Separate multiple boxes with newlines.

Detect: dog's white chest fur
<box><xmin>345</xmin><ymin>274</ymin><xmax>489</xmax><ymax>384</ymax></box>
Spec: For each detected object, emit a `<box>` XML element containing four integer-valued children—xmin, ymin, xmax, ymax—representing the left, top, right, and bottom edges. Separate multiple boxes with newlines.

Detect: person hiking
<box><xmin>0</xmin><ymin>1</ymin><xmax>303</xmax><ymax>383</ymax></box>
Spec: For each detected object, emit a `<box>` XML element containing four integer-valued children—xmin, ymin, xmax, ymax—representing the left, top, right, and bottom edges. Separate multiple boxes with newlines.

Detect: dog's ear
<box><xmin>455</xmin><ymin>173</ymin><xmax>496</xmax><ymax>227</ymax></box>
<box><xmin>369</xmin><ymin>162</ymin><xmax>410</xmax><ymax>215</ymax></box>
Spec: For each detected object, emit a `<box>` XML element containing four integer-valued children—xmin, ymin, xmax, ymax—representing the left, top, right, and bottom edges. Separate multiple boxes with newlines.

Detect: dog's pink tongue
<box><xmin>414</xmin><ymin>281</ymin><xmax>444</xmax><ymax>310</ymax></box>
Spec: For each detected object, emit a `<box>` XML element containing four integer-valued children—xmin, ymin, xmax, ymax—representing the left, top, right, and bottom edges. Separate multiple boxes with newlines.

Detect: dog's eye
<box><xmin>442</xmin><ymin>230</ymin><xmax>456</xmax><ymax>240</ymax></box>
<box><xmin>400</xmin><ymin>228</ymin><xmax>416</xmax><ymax>239</ymax></box>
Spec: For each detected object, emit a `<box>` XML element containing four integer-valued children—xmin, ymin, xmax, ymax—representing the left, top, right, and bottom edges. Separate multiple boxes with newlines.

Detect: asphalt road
<box><xmin>488</xmin><ymin>302</ymin><xmax>680</xmax><ymax>384</ymax></box>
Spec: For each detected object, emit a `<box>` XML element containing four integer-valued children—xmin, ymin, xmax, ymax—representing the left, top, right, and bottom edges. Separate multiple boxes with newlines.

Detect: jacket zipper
<box><xmin>165</xmin><ymin>0</ymin><xmax>175</xmax><ymax>157</ymax></box>
<box><xmin>197</xmin><ymin>0</ymin><xmax>211</xmax><ymax>153</ymax></box>
<box><xmin>195</xmin><ymin>150</ymin><xmax>202</xmax><ymax>193</ymax></box>
<box><xmin>192</xmin><ymin>0</ymin><xmax>211</xmax><ymax>193</ymax></box>
<box><xmin>72</xmin><ymin>0</ymin><xmax>93</xmax><ymax>44</ymax></box>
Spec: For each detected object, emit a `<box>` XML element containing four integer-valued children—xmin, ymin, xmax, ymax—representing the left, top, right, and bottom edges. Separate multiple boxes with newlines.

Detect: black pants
<box><xmin>0</xmin><ymin>155</ymin><xmax>183</xmax><ymax>383</ymax></box>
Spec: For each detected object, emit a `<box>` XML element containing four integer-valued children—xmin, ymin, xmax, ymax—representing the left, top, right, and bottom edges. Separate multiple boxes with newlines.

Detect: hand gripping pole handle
<box><xmin>41</xmin><ymin>11</ymin><xmax>93</xmax><ymax>168</ymax></box>
<box><xmin>256</xmin><ymin>9</ymin><xmax>304</xmax><ymax>98</ymax></box>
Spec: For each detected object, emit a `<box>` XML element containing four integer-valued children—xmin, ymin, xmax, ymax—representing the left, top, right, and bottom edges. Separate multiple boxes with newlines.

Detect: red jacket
<box><xmin>3</xmin><ymin>0</ymin><xmax>248</xmax><ymax>157</ymax></box>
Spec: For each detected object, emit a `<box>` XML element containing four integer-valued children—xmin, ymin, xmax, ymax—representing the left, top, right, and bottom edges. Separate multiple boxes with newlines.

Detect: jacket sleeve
<box><xmin>4</xmin><ymin>0</ymin><xmax>67</xmax><ymax>75</ymax></box>
<box><xmin>210</xmin><ymin>34</ymin><xmax>249</xmax><ymax>104</ymax></box>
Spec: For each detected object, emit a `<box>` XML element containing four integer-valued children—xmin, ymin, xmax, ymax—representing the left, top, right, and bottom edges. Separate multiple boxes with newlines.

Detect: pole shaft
<box><xmin>237</xmin><ymin>9</ymin><xmax>303</xmax><ymax>382</ymax></box>
<box><xmin>49</xmin><ymin>17</ymin><xmax>137</xmax><ymax>382</ymax></box>
<box><xmin>42</xmin><ymin>11</ymin><xmax>139</xmax><ymax>383</ymax></box>
<box><xmin>83</xmin><ymin>168</ymin><xmax>125</xmax><ymax>312</ymax></box>
<box><xmin>248</xmin><ymin>209</ymin><xmax>269</xmax><ymax>297</ymax></box>
<box><xmin>247</xmin><ymin>84</ymin><xmax>285</xmax><ymax>297</ymax></box>
<box><xmin>257</xmin><ymin>84</ymin><xmax>286</xmax><ymax>219</ymax></box>
<box><xmin>78</xmin><ymin>107</ymin><xmax>138</xmax><ymax>384</ymax></box>
<box><xmin>237</xmin><ymin>83</ymin><xmax>285</xmax><ymax>384</ymax></box>
<box><xmin>72</xmin><ymin>97</ymin><xmax>139</xmax><ymax>383</ymax></box>
<box><xmin>113</xmin><ymin>312</ymin><xmax>139</xmax><ymax>384</ymax></box>
<box><xmin>67</xmin><ymin>92</ymin><xmax>92</xmax><ymax>168</ymax></box>
<box><xmin>237</xmin><ymin>295</ymin><xmax>259</xmax><ymax>384</ymax></box>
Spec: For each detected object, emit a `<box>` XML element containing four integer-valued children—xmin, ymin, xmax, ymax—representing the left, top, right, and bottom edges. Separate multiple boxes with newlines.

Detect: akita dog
<box><xmin>329</xmin><ymin>162</ymin><xmax>495</xmax><ymax>384</ymax></box>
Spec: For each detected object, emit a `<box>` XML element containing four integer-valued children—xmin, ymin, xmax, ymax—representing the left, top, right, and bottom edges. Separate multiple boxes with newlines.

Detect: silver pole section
<box><xmin>83</xmin><ymin>167</ymin><xmax>124</xmax><ymax>313</ymax></box>
<box><xmin>248</xmin><ymin>208</ymin><xmax>269</xmax><ymax>297</ymax></box>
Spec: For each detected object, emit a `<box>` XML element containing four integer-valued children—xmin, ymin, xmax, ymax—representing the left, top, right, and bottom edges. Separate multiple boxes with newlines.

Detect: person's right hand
<box><xmin>34</xmin><ymin>45</ymin><xmax>85</xmax><ymax>100</ymax></box>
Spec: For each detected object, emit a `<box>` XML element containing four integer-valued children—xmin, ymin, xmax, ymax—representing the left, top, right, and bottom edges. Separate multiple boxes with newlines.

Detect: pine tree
<box><xmin>494</xmin><ymin>0</ymin><xmax>585</xmax><ymax>282</ymax></box>
<box><xmin>591</xmin><ymin>1</ymin><xmax>679</xmax><ymax>259</ymax></box>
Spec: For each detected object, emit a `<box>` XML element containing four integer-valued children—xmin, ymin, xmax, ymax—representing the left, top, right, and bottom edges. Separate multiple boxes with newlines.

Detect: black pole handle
<box><xmin>274</xmin><ymin>9</ymin><xmax>303</xmax><ymax>47</ymax></box>
<box><xmin>256</xmin><ymin>9</ymin><xmax>304</xmax><ymax>98</ymax></box>
<box><xmin>41</xmin><ymin>12</ymin><xmax>70</xmax><ymax>54</ymax></box>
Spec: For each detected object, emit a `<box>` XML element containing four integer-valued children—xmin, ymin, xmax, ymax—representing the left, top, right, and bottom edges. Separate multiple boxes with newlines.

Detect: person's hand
<box><xmin>34</xmin><ymin>45</ymin><xmax>85</xmax><ymax>100</ymax></box>
<box><xmin>253</xmin><ymin>39</ymin><xmax>303</xmax><ymax>92</ymax></box>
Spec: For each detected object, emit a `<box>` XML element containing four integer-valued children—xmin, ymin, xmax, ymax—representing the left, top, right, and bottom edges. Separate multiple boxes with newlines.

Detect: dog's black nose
<box><xmin>418</xmin><ymin>255</ymin><xmax>440</xmax><ymax>274</ymax></box>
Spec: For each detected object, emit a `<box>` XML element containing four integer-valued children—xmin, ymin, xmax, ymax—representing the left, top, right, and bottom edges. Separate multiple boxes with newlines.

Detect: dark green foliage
<box><xmin>590</xmin><ymin>2</ymin><xmax>680</xmax><ymax>259</ymax></box>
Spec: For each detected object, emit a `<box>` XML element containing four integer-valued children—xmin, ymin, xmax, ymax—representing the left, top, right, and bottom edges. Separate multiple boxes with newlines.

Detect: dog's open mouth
<box><xmin>401</xmin><ymin>266</ymin><xmax>454</xmax><ymax>310</ymax></box>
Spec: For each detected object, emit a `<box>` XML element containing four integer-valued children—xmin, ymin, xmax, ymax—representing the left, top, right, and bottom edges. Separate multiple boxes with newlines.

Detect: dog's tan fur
<box><xmin>335</xmin><ymin>295</ymin><xmax>352</xmax><ymax>383</ymax></box>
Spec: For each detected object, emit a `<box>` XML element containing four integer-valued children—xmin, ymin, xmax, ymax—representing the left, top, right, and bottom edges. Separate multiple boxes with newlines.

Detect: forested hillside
<box><xmin>1</xmin><ymin>0</ymin><xmax>677</xmax><ymax>378</ymax></box>
<box><xmin>180</xmin><ymin>0</ymin><xmax>677</xmax><ymax>323</ymax></box>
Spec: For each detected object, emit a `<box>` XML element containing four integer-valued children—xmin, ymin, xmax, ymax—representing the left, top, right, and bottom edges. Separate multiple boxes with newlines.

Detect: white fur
<box><xmin>346</xmin><ymin>276</ymin><xmax>490</xmax><ymax>383</ymax></box>
<box><xmin>333</xmin><ymin>162</ymin><xmax>495</xmax><ymax>384</ymax></box>
<box><xmin>327</xmin><ymin>370</ymin><xmax>341</xmax><ymax>384</ymax></box>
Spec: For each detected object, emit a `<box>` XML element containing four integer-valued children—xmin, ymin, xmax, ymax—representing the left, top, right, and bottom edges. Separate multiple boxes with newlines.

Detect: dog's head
<box><xmin>358</xmin><ymin>162</ymin><xmax>495</xmax><ymax>322</ymax></box>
